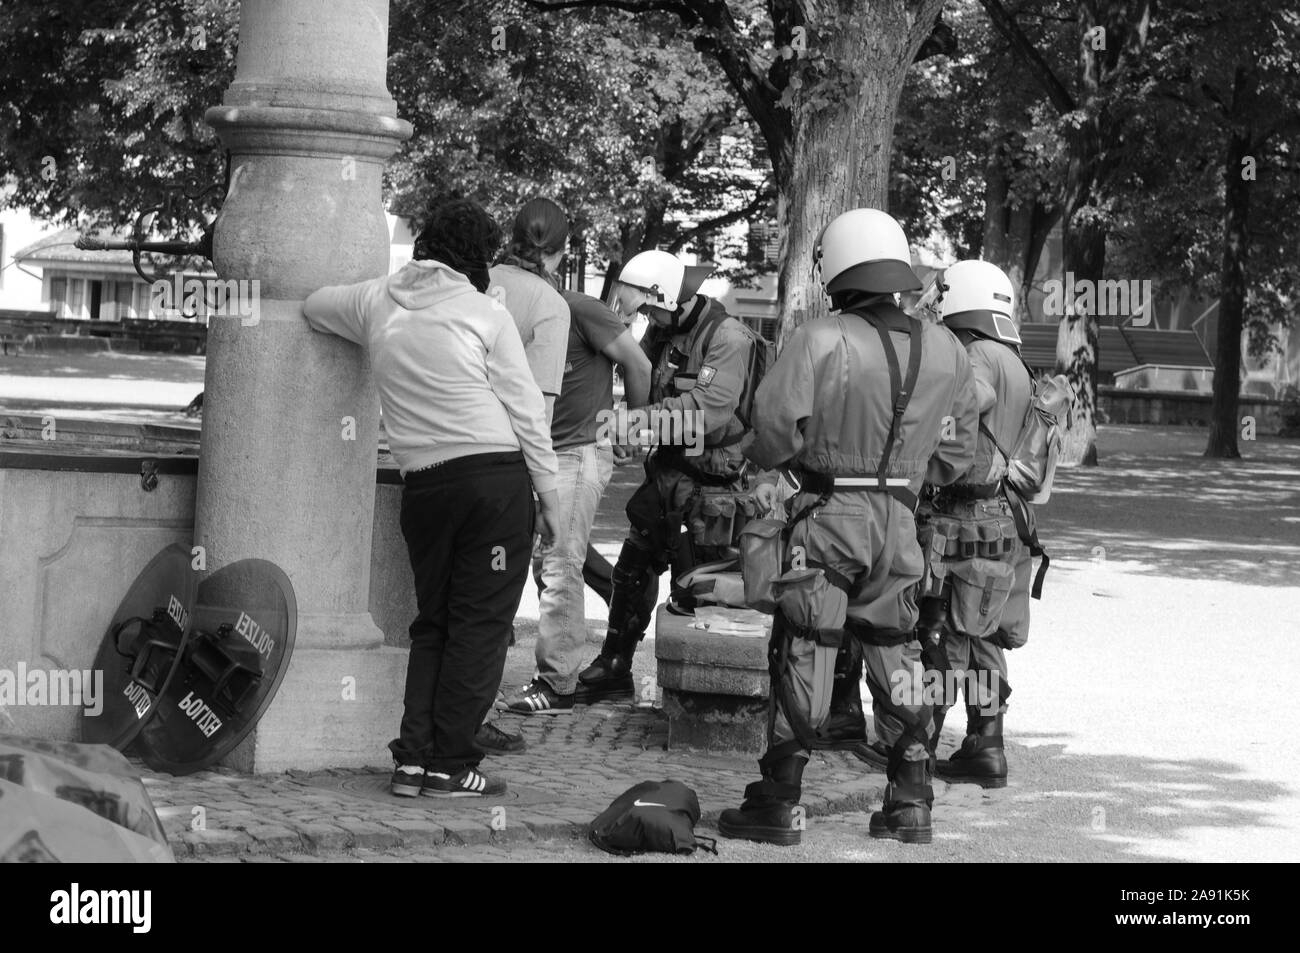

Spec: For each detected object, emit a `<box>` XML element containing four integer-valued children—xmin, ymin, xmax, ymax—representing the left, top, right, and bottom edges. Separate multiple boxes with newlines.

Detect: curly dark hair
<box><xmin>413</xmin><ymin>198</ymin><xmax>503</xmax><ymax>292</ymax></box>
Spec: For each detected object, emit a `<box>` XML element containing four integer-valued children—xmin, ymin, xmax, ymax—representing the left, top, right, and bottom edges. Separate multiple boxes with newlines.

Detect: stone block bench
<box><xmin>653</xmin><ymin>606</ymin><xmax>772</xmax><ymax>753</ymax></box>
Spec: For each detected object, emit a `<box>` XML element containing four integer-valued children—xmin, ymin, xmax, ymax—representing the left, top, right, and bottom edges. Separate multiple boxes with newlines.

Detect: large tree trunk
<box><xmin>1054</xmin><ymin>52</ymin><xmax>1107</xmax><ymax>468</ymax></box>
<box><xmin>981</xmin><ymin>142</ymin><xmax>1060</xmax><ymax>325</ymax></box>
<box><xmin>1057</xmin><ymin>217</ymin><xmax>1105</xmax><ymax>467</ymax></box>
<box><xmin>776</xmin><ymin>0</ymin><xmax>944</xmax><ymax>346</ymax></box>
<box><xmin>1205</xmin><ymin>77</ymin><xmax>1255</xmax><ymax>459</ymax></box>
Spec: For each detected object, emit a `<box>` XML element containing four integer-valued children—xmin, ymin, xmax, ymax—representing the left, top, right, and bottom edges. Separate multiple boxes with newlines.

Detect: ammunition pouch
<box><xmin>926</xmin><ymin>498</ymin><xmax>1022</xmax><ymax>638</ymax></box>
<box><xmin>685</xmin><ymin>486</ymin><xmax>758</xmax><ymax>549</ymax></box>
<box><xmin>738</xmin><ymin>517</ymin><xmax>785</xmax><ymax>612</ymax></box>
<box><xmin>686</xmin><ymin>489</ymin><xmax>738</xmax><ymax>548</ymax></box>
<box><xmin>947</xmin><ymin>557</ymin><xmax>1016</xmax><ymax>639</ymax></box>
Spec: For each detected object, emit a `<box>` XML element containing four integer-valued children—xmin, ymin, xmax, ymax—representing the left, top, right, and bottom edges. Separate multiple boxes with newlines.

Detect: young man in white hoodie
<box><xmin>303</xmin><ymin>199</ymin><xmax>560</xmax><ymax>799</ymax></box>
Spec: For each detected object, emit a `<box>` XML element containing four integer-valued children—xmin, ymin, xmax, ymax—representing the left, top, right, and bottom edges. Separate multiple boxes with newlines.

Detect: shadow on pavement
<box><xmin>1022</xmin><ymin>426</ymin><xmax>1300</xmax><ymax>587</ymax></box>
<box><xmin>931</xmin><ymin>733</ymin><xmax>1295</xmax><ymax>862</ymax></box>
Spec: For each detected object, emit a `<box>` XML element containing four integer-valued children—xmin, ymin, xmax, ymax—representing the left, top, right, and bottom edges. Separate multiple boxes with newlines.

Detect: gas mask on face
<box><xmin>608</xmin><ymin>283</ymin><xmax>653</xmax><ymax>322</ymax></box>
<box><xmin>914</xmin><ymin>272</ymin><xmax>946</xmax><ymax>323</ymax></box>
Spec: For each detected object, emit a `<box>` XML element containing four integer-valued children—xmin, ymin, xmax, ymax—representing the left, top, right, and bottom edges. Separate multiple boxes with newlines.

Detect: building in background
<box><xmin>0</xmin><ymin>203</ymin><xmax>61</xmax><ymax>315</ymax></box>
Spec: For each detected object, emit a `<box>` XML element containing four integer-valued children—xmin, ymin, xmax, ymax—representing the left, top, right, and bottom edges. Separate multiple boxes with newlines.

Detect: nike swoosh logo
<box><xmin>633</xmin><ymin>799</ymin><xmax>666</xmax><ymax>808</ymax></box>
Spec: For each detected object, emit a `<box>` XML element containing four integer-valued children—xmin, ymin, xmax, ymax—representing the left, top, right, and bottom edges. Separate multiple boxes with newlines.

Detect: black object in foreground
<box><xmin>134</xmin><ymin>558</ymin><xmax>297</xmax><ymax>775</ymax></box>
<box><xmin>82</xmin><ymin>543</ymin><xmax>197</xmax><ymax>752</ymax></box>
<box><xmin>588</xmin><ymin>780</ymin><xmax>718</xmax><ymax>857</ymax></box>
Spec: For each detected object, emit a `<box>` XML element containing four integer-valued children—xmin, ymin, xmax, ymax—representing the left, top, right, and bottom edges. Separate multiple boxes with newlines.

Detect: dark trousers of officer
<box><xmin>778</xmin><ymin>490</ymin><xmax>933</xmax><ymax>764</ymax></box>
<box><xmin>609</xmin><ymin>452</ymin><xmax>740</xmax><ymax>636</ymax></box>
<box><xmin>390</xmin><ymin>451</ymin><xmax>534</xmax><ymax>773</ymax></box>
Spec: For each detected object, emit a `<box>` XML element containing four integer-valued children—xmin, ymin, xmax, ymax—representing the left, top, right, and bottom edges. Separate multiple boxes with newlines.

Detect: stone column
<box><xmin>198</xmin><ymin>0</ymin><xmax>412</xmax><ymax>772</ymax></box>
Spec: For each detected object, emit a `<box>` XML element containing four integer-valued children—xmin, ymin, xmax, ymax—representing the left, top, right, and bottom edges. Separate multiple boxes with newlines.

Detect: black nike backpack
<box><xmin>588</xmin><ymin>780</ymin><xmax>718</xmax><ymax>856</ymax></box>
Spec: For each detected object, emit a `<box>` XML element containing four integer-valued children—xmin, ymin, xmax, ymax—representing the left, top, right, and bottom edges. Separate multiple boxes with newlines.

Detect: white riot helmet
<box><xmin>814</xmin><ymin>208</ymin><xmax>922</xmax><ymax>299</ymax></box>
<box><xmin>939</xmin><ymin>259</ymin><xmax>1021</xmax><ymax>345</ymax></box>
<box><xmin>615</xmin><ymin>250</ymin><xmax>714</xmax><ymax>313</ymax></box>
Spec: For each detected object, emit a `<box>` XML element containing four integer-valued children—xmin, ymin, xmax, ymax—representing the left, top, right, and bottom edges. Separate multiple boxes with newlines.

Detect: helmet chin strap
<box><xmin>673</xmin><ymin>293</ymin><xmax>709</xmax><ymax>332</ymax></box>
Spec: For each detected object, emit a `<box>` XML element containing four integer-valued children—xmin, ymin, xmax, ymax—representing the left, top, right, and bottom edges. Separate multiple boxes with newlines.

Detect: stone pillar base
<box><xmin>661</xmin><ymin>688</ymin><xmax>769</xmax><ymax>753</ymax></box>
<box><xmin>225</xmin><ymin>640</ymin><xmax>407</xmax><ymax>774</ymax></box>
<box><xmin>654</xmin><ymin>606</ymin><xmax>771</xmax><ymax>753</ymax></box>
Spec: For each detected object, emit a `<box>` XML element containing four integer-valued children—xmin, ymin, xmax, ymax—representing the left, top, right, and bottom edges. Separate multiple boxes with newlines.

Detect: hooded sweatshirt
<box><xmin>303</xmin><ymin>259</ymin><xmax>558</xmax><ymax>493</ymax></box>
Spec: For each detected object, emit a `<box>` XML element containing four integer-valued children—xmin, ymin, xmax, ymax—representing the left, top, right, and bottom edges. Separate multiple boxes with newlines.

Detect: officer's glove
<box><xmin>916</xmin><ymin>596</ymin><xmax>949</xmax><ymax>672</ymax></box>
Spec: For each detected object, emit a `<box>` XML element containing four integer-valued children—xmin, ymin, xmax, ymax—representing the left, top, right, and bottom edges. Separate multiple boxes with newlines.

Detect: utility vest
<box><xmin>924</xmin><ymin>332</ymin><xmax>1044</xmax><ymax>636</ymax></box>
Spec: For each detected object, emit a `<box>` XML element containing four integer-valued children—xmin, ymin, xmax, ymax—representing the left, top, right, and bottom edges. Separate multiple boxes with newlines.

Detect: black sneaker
<box><xmin>476</xmin><ymin>721</ymin><xmax>527</xmax><ymax>753</ymax></box>
<box><xmin>421</xmin><ymin>766</ymin><xmax>508</xmax><ymax>798</ymax></box>
<box><xmin>505</xmin><ymin>678</ymin><xmax>575</xmax><ymax>715</ymax></box>
<box><xmin>390</xmin><ymin>764</ymin><xmax>425</xmax><ymax>798</ymax></box>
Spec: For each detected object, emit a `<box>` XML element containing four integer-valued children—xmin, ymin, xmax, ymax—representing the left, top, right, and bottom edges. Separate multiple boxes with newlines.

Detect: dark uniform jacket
<box><xmin>955</xmin><ymin>336</ymin><xmax>1034</xmax><ymax>486</ymax></box>
<box><xmin>745</xmin><ymin>308</ymin><xmax>979</xmax><ymax>493</ymax></box>
<box><xmin>641</xmin><ymin>296</ymin><xmax>750</xmax><ymax>471</ymax></box>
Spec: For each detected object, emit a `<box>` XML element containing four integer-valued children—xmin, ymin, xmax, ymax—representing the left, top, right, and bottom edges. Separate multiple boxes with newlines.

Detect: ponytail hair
<box><xmin>502</xmin><ymin>197</ymin><xmax>570</xmax><ymax>282</ymax></box>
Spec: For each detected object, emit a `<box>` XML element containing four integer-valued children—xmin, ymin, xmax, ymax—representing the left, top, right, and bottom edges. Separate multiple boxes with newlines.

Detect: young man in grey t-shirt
<box><xmin>503</xmin><ymin>290</ymin><xmax>651</xmax><ymax>713</ymax></box>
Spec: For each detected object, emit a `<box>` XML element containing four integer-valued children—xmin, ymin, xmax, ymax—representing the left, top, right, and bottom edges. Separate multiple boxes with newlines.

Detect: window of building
<box><xmin>66</xmin><ymin>277</ymin><xmax>84</xmax><ymax>317</ymax></box>
<box><xmin>746</xmin><ymin>220</ymin><xmax>779</xmax><ymax>267</ymax></box>
<box><xmin>103</xmin><ymin>280</ymin><xmax>129</xmax><ymax>320</ymax></box>
<box><xmin>49</xmin><ymin>275</ymin><xmax>68</xmax><ymax>316</ymax></box>
<box><xmin>133</xmin><ymin>281</ymin><xmax>152</xmax><ymax>318</ymax></box>
<box><xmin>743</xmin><ymin>316</ymin><xmax>779</xmax><ymax>341</ymax></box>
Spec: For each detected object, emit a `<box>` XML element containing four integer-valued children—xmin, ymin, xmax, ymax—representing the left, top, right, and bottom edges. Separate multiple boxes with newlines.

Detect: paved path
<box><xmin>6</xmin><ymin>352</ymin><xmax>1297</xmax><ymax>863</ymax></box>
<box><xmin>144</xmin><ymin>699</ymin><xmax>884</xmax><ymax>861</ymax></box>
<box><xmin>0</xmin><ymin>352</ymin><xmax>204</xmax><ymax>415</ymax></box>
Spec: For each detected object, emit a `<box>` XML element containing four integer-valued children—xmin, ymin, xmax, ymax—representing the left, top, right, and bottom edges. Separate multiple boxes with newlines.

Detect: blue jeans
<box><xmin>533</xmin><ymin>443</ymin><xmax>614</xmax><ymax>693</ymax></box>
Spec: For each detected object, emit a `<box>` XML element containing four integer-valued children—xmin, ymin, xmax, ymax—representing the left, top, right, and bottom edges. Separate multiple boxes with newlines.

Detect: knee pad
<box><xmin>608</xmin><ymin>539</ymin><xmax>659</xmax><ymax>641</ymax></box>
<box><xmin>621</xmin><ymin>534</ymin><xmax>667</xmax><ymax>573</ymax></box>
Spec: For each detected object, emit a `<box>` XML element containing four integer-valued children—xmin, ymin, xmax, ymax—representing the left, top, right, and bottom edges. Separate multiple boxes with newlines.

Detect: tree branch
<box><xmin>524</xmin><ymin>0</ymin><xmax>788</xmax><ymax>179</ymax></box>
<box><xmin>521</xmin><ymin>0</ymin><xmax>699</xmax><ymax>22</ymax></box>
<box><xmin>1253</xmin><ymin>115</ymin><xmax>1300</xmax><ymax>152</ymax></box>
<box><xmin>914</xmin><ymin>10</ymin><xmax>958</xmax><ymax>63</ymax></box>
<box><xmin>978</xmin><ymin>0</ymin><xmax>1075</xmax><ymax>115</ymax></box>
<box><xmin>666</xmin><ymin>181</ymin><xmax>778</xmax><ymax>252</ymax></box>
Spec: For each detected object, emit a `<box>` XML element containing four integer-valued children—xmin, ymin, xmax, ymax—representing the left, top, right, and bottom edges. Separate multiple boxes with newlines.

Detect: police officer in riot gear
<box><xmin>576</xmin><ymin>250</ymin><xmax>755</xmax><ymax>702</ymax></box>
<box><xmin>919</xmin><ymin>260</ymin><xmax>1036</xmax><ymax>788</ymax></box>
<box><xmin>717</xmin><ymin>209</ymin><xmax>978</xmax><ymax>846</ymax></box>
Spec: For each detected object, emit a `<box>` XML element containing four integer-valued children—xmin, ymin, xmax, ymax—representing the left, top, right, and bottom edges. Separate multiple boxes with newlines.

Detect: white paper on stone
<box><xmin>689</xmin><ymin>606</ymin><xmax>771</xmax><ymax>637</ymax></box>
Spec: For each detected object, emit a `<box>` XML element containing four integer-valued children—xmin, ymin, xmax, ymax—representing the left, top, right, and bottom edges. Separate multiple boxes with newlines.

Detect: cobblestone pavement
<box><xmin>143</xmin><ymin>696</ymin><xmax>888</xmax><ymax>862</ymax></box>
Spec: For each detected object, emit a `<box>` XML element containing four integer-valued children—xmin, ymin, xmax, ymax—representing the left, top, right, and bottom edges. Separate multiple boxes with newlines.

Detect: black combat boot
<box><xmin>820</xmin><ymin>640</ymin><xmax>880</xmax><ymax>767</ymax></box>
<box><xmin>869</xmin><ymin>753</ymin><xmax>933</xmax><ymax>844</ymax></box>
<box><xmin>717</xmin><ymin>753</ymin><xmax>808</xmax><ymax>847</ymax></box>
<box><xmin>936</xmin><ymin>710</ymin><xmax>1007</xmax><ymax>788</ymax></box>
<box><xmin>576</xmin><ymin>543</ymin><xmax>656</xmax><ymax>703</ymax></box>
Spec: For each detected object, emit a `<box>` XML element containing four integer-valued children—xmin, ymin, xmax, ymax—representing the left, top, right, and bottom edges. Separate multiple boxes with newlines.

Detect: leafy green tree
<box><xmin>0</xmin><ymin>0</ymin><xmax>237</xmax><ymax>235</ymax></box>
<box><xmin>892</xmin><ymin>0</ymin><xmax>1064</xmax><ymax>320</ymax></box>
<box><xmin>0</xmin><ymin>0</ymin><xmax>768</xmax><ymax>291</ymax></box>
<box><xmin>1107</xmin><ymin>0</ymin><xmax>1300</xmax><ymax>458</ymax></box>
<box><xmin>526</xmin><ymin>0</ymin><xmax>952</xmax><ymax>344</ymax></box>
<box><xmin>978</xmin><ymin>0</ymin><xmax>1154</xmax><ymax>466</ymax></box>
<box><xmin>389</xmin><ymin>0</ymin><xmax>771</xmax><ymax>290</ymax></box>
